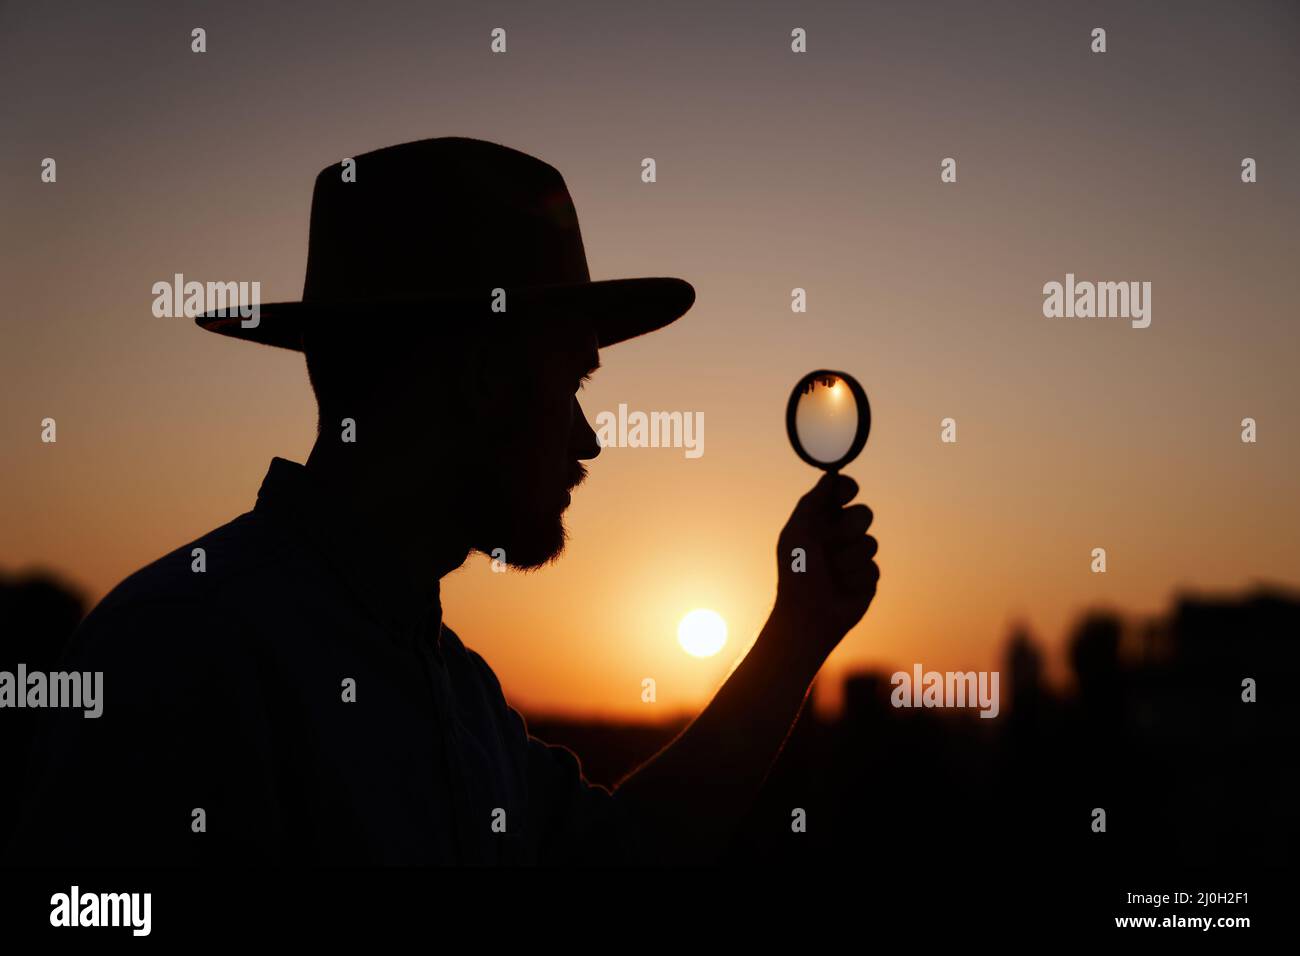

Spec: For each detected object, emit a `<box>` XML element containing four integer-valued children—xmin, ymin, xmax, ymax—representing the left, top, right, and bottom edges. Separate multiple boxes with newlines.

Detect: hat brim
<box><xmin>195</xmin><ymin>277</ymin><xmax>695</xmax><ymax>352</ymax></box>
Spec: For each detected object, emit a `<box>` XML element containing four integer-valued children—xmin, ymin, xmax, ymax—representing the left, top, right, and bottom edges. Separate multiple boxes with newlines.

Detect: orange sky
<box><xmin>3</xmin><ymin>0</ymin><xmax>1298</xmax><ymax>720</ymax></box>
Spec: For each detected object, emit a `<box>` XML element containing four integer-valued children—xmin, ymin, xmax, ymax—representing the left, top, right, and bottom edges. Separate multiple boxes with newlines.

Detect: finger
<box><xmin>835</xmin><ymin>560</ymin><xmax>880</xmax><ymax>599</ymax></box>
<box><xmin>791</xmin><ymin>471</ymin><xmax>839</xmax><ymax>520</ymax></box>
<box><xmin>830</xmin><ymin>505</ymin><xmax>874</xmax><ymax>539</ymax></box>
<box><xmin>830</xmin><ymin>539</ymin><xmax>880</xmax><ymax>582</ymax></box>
<box><xmin>831</xmin><ymin>474</ymin><xmax>859</xmax><ymax>507</ymax></box>
<box><xmin>831</xmin><ymin>535</ymin><xmax>879</xmax><ymax>566</ymax></box>
<box><xmin>860</xmin><ymin>534</ymin><xmax>879</xmax><ymax>560</ymax></box>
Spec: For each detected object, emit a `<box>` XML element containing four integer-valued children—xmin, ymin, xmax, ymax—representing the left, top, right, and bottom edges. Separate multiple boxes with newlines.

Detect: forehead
<box><xmin>546</xmin><ymin>318</ymin><xmax>599</xmax><ymax>368</ymax></box>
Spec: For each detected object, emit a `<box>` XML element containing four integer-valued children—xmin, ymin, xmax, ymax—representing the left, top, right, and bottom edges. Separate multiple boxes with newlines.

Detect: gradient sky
<box><xmin>3</xmin><ymin>0</ymin><xmax>1298</xmax><ymax>720</ymax></box>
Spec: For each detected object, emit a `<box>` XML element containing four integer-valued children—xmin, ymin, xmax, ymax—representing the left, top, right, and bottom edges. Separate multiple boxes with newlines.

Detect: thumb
<box><xmin>793</xmin><ymin>472</ymin><xmax>857</xmax><ymax>519</ymax></box>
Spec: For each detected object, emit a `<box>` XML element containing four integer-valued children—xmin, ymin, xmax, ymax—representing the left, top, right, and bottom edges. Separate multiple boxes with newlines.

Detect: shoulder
<box><xmin>64</xmin><ymin>511</ymin><xmax>298</xmax><ymax>673</ymax></box>
<box><xmin>440</xmin><ymin>623</ymin><xmax>489</xmax><ymax>675</ymax></box>
<box><xmin>437</xmin><ymin>624</ymin><xmax>551</xmax><ymax>753</ymax></box>
<box><xmin>438</xmin><ymin>623</ymin><xmax>586</xmax><ymax>772</ymax></box>
<box><xmin>439</xmin><ymin>623</ymin><xmax>511</xmax><ymax>707</ymax></box>
<box><xmin>92</xmin><ymin>511</ymin><xmax>290</xmax><ymax>617</ymax></box>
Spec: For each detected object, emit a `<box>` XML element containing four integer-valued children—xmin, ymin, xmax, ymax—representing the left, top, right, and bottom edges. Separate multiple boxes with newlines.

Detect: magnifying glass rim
<box><xmin>785</xmin><ymin>368</ymin><xmax>871</xmax><ymax>471</ymax></box>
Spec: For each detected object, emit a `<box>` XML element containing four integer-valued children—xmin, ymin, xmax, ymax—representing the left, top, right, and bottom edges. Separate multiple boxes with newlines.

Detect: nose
<box><xmin>571</xmin><ymin>396</ymin><xmax>601</xmax><ymax>461</ymax></box>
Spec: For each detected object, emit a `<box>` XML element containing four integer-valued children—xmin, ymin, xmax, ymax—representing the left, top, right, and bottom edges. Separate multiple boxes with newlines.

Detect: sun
<box><xmin>677</xmin><ymin>608</ymin><xmax>728</xmax><ymax>658</ymax></box>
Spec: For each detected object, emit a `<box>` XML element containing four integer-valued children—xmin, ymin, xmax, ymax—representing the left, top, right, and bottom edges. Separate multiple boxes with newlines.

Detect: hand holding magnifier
<box><xmin>776</xmin><ymin>368</ymin><xmax>878</xmax><ymax>644</ymax></box>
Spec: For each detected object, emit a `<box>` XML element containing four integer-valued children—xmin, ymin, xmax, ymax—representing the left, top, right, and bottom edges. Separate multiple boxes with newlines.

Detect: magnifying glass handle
<box><xmin>825</xmin><ymin>466</ymin><xmax>840</xmax><ymax>516</ymax></box>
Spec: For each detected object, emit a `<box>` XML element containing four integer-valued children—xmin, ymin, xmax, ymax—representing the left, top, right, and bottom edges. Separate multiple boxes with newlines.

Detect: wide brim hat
<box><xmin>197</xmin><ymin>137</ymin><xmax>695</xmax><ymax>351</ymax></box>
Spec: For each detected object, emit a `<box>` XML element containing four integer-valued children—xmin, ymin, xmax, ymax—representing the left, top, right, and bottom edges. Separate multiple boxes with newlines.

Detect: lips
<box><xmin>564</xmin><ymin>463</ymin><xmax>585</xmax><ymax>499</ymax></box>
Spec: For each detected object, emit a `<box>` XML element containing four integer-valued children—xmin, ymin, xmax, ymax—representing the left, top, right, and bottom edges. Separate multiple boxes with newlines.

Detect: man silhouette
<box><xmin>8</xmin><ymin>137</ymin><xmax>879</xmax><ymax>865</ymax></box>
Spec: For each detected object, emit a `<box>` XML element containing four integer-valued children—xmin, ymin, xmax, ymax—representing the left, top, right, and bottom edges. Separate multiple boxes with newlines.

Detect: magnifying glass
<box><xmin>785</xmin><ymin>369</ymin><xmax>871</xmax><ymax>475</ymax></box>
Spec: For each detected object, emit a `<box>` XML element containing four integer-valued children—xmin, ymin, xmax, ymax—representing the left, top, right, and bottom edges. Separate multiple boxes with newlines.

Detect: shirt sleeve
<box><xmin>461</xmin><ymin>646</ymin><xmax>659</xmax><ymax>865</ymax></box>
<box><xmin>519</xmin><ymin>723</ymin><xmax>660</xmax><ymax>865</ymax></box>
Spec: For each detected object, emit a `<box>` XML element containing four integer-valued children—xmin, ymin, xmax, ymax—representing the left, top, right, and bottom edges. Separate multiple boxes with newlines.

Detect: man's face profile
<box><xmin>389</xmin><ymin>317</ymin><xmax>603</xmax><ymax>572</ymax></box>
<box><xmin>306</xmin><ymin>313</ymin><xmax>603</xmax><ymax>572</ymax></box>
<box><xmin>461</xmin><ymin>320</ymin><xmax>602</xmax><ymax>570</ymax></box>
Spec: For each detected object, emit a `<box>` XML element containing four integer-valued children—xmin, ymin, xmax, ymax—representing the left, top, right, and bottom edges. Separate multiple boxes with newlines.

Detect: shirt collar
<box><xmin>252</xmin><ymin>457</ymin><xmax>444</xmax><ymax>647</ymax></box>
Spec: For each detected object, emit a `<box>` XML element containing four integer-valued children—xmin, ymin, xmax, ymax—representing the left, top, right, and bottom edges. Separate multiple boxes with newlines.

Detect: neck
<box><xmin>304</xmin><ymin>435</ymin><xmax>472</xmax><ymax>582</ymax></box>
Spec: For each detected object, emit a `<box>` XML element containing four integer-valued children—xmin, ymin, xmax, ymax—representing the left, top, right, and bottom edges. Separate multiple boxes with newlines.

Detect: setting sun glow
<box><xmin>677</xmin><ymin>609</ymin><xmax>728</xmax><ymax>658</ymax></box>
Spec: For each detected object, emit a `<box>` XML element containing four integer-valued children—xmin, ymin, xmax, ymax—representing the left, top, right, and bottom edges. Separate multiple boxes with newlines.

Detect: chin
<box><xmin>480</xmin><ymin>512</ymin><xmax>568</xmax><ymax>571</ymax></box>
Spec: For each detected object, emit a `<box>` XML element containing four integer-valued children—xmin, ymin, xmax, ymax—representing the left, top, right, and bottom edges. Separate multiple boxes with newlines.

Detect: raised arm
<box><xmin>612</xmin><ymin>472</ymin><xmax>879</xmax><ymax>863</ymax></box>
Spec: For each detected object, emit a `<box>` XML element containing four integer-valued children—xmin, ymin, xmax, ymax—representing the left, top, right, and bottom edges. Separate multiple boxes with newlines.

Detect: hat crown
<box><xmin>196</xmin><ymin>135</ymin><xmax>695</xmax><ymax>352</ymax></box>
<box><xmin>302</xmin><ymin>137</ymin><xmax>591</xmax><ymax>305</ymax></box>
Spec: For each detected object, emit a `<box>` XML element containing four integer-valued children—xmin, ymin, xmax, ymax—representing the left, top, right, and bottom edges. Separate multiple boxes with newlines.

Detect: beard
<box><xmin>478</xmin><ymin>511</ymin><xmax>568</xmax><ymax>570</ymax></box>
<box><xmin>464</xmin><ymin>450</ymin><xmax>586</xmax><ymax>571</ymax></box>
<box><xmin>469</xmin><ymin>482</ymin><xmax>571</xmax><ymax>571</ymax></box>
